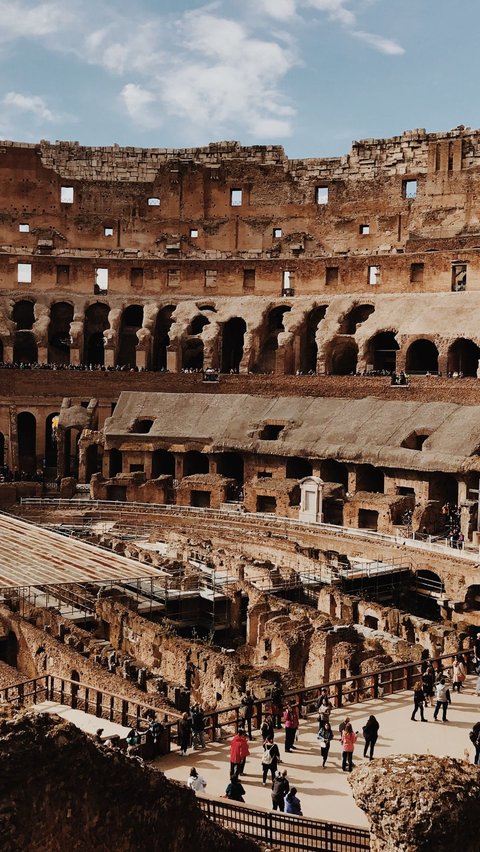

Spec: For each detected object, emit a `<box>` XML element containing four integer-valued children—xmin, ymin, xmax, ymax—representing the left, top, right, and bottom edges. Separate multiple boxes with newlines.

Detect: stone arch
<box><xmin>45</xmin><ymin>412</ymin><xmax>59</xmax><ymax>471</ymax></box>
<box><xmin>405</xmin><ymin>339</ymin><xmax>439</xmax><ymax>373</ymax></box>
<box><xmin>300</xmin><ymin>306</ymin><xmax>328</xmax><ymax>373</ymax></box>
<box><xmin>325</xmin><ymin>337</ymin><xmax>358</xmax><ymax>375</ymax></box>
<box><xmin>13</xmin><ymin>332</ymin><xmax>37</xmax><ymax>364</ymax></box>
<box><xmin>48</xmin><ymin>301</ymin><xmax>74</xmax><ymax>365</ymax></box>
<box><xmin>0</xmin><ymin>630</ymin><xmax>18</xmax><ymax>668</ymax></box>
<box><xmin>286</xmin><ymin>457</ymin><xmax>313</xmax><ymax>479</ymax></box>
<box><xmin>12</xmin><ymin>299</ymin><xmax>35</xmax><ymax>330</ymax></box>
<box><xmin>109</xmin><ymin>448</ymin><xmax>122</xmax><ymax>477</ymax></box>
<box><xmin>152</xmin><ymin>449</ymin><xmax>175</xmax><ymax>478</ymax></box>
<box><xmin>184</xmin><ymin>451</ymin><xmax>209</xmax><ymax>476</ymax></box>
<box><xmin>182</xmin><ymin>338</ymin><xmax>204</xmax><ymax>370</ymax></box>
<box><xmin>152</xmin><ymin>305</ymin><xmax>176</xmax><ymax>370</ymax></box>
<box><xmin>221</xmin><ymin>317</ymin><xmax>247</xmax><ymax>373</ymax></box>
<box><xmin>17</xmin><ymin>411</ymin><xmax>37</xmax><ymax>474</ymax></box>
<box><xmin>216</xmin><ymin>452</ymin><xmax>244</xmax><ymax>483</ymax></box>
<box><xmin>84</xmin><ymin>302</ymin><xmax>109</xmax><ymax>365</ymax></box>
<box><xmin>429</xmin><ymin>473</ymin><xmax>458</xmax><ymax>504</ymax></box>
<box><xmin>356</xmin><ymin>464</ymin><xmax>384</xmax><ymax>493</ymax></box>
<box><xmin>189</xmin><ymin>315</ymin><xmax>210</xmax><ymax>335</ymax></box>
<box><xmin>339</xmin><ymin>304</ymin><xmax>375</xmax><ymax>334</ymax></box>
<box><xmin>321</xmin><ymin>459</ymin><xmax>348</xmax><ymax>489</ymax></box>
<box><xmin>447</xmin><ymin>338</ymin><xmax>480</xmax><ymax>376</ymax></box>
<box><xmin>117</xmin><ymin>305</ymin><xmax>143</xmax><ymax>367</ymax></box>
<box><xmin>255</xmin><ymin>306</ymin><xmax>291</xmax><ymax>373</ymax></box>
<box><xmin>414</xmin><ymin>569</ymin><xmax>445</xmax><ymax>595</ymax></box>
<box><xmin>365</xmin><ymin>331</ymin><xmax>399</xmax><ymax>373</ymax></box>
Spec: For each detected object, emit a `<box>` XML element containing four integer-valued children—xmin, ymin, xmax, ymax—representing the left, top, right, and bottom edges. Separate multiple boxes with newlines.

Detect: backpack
<box><xmin>263</xmin><ymin>745</ymin><xmax>274</xmax><ymax>765</ymax></box>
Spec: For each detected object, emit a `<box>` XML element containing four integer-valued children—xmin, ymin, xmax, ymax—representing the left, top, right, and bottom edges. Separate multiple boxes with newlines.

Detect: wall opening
<box><xmin>358</xmin><ymin>509</ymin><xmax>378</xmax><ymax>530</ymax></box>
<box><xmin>405</xmin><ymin>339</ymin><xmax>439</xmax><ymax>373</ymax></box>
<box><xmin>286</xmin><ymin>457</ymin><xmax>313</xmax><ymax>479</ymax></box>
<box><xmin>12</xmin><ymin>300</ymin><xmax>35</xmax><ymax>330</ymax></box>
<box><xmin>447</xmin><ymin>338</ymin><xmax>480</xmax><ymax>376</ymax></box>
<box><xmin>17</xmin><ymin>411</ymin><xmax>36</xmax><ymax>474</ymax></box>
<box><xmin>326</xmin><ymin>337</ymin><xmax>358</xmax><ymax>375</ymax></box>
<box><xmin>184</xmin><ymin>451</ymin><xmax>209</xmax><ymax>476</ymax></box>
<box><xmin>117</xmin><ymin>305</ymin><xmax>143</xmax><ymax>367</ymax></box>
<box><xmin>339</xmin><ymin>304</ymin><xmax>374</xmax><ymax>335</ymax></box>
<box><xmin>216</xmin><ymin>452</ymin><xmax>244</xmax><ymax>483</ymax></box>
<box><xmin>321</xmin><ymin>459</ymin><xmax>348</xmax><ymax>489</ymax></box>
<box><xmin>367</xmin><ymin>331</ymin><xmax>399</xmax><ymax>373</ymax></box>
<box><xmin>256</xmin><ymin>306</ymin><xmax>291</xmax><ymax>373</ymax></box>
<box><xmin>109</xmin><ymin>448</ymin><xmax>123</xmax><ymax>477</ymax></box>
<box><xmin>152</xmin><ymin>449</ymin><xmax>176</xmax><ymax>478</ymax></box>
<box><xmin>191</xmin><ymin>490</ymin><xmax>211</xmax><ymax>508</ymax></box>
<box><xmin>256</xmin><ymin>495</ymin><xmax>277</xmax><ymax>513</ymax></box>
<box><xmin>13</xmin><ymin>331</ymin><xmax>37</xmax><ymax>364</ymax></box>
<box><xmin>152</xmin><ymin>305</ymin><xmax>175</xmax><ymax>370</ymax></box>
<box><xmin>356</xmin><ymin>464</ymin><xmax>384</xmax><ymax>493</ymax></box>
<box><xmin>48</xmin><ymin>302</ymin><xmax>73</xmax><ymax>365</ymax></box>
<box><xmin>221</xmin><ymin>317</ymin><xmax>246</xmax><ymax>373</ymax></box>
<box><xmin>182</xmin><ymin>338</ymin><xmax>204</xmax><ymax>370</ymax></box>
<box><xmin>84</xmin><ymin>302</ymin><xmax>109</xmax><ymax>366</ymax></box>
<box><xmin>301</xmin><ymin>306</ymin><xmax>328</xmax><ymax>372</ymax></box>
<box><xmin>45</xmin><ymin>412</ymin><xmax>59</xmax><ymax>471</ymax></box>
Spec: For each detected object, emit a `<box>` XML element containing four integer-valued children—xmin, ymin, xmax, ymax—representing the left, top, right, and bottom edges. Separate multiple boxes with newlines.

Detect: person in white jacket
<box><xmin>187</xmin><ymin>767</ymin><xmax>207</xmax><ymax>793</ymax></box>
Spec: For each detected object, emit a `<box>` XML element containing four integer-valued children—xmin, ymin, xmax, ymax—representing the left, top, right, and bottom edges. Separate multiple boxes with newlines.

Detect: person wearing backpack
<box><xmin>433</xmin><ymin>678</ymin><xmax>452</xmax><ymax>722</ymax></box>
<box><xmin>271</xmin><ymin>770</ymin><xmax>289</xmax><ymax>811</ymax></box>
<box><xmin>261</xmin><ymin>735</ymin><xmax>280</xmax><ymax>784</ymax></box>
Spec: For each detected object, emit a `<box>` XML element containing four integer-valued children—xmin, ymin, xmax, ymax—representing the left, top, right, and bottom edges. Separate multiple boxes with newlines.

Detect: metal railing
<box><xmin>198</xmin><ymin>798</ymin><xmax>370</xmax><ymax>851</ymax></box>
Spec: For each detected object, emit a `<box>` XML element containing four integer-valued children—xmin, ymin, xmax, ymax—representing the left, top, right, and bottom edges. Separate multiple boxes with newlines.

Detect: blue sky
<box><xmin>0</xmin><ymin>0</ymin><xmax>479</xmax><ymax>158</ymax></box>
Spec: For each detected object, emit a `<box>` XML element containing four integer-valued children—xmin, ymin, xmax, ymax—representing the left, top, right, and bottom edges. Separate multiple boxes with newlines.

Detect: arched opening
<box><xmin>45</xmin><ymin>412</ymin><xmax>59</xmax><ymax>473</ymax></box>
<box><xmin>447</xmin><ymin>338</ymin><xmax>480</xmax><ymax>376</ymax></box>
<box><xmin>414</xmin><ymin>570</ymin><xmax>445</xmax><ymax>595</ymax></box>
<box><xmin>0</xmin><ymin>630</ymin><xmax>18</xmax><ymax>668</ymax></box>
<box><xmin>190</xmin><ymin>315</ymin><xmax>210</xmax><ymax>335</ymax></box>
<box><xmin>184</xmin><ymin>451</ymin><xmax>209</xmax><ymax>476</ymax></box>
<box><xmin>85</xmin><ymin>444</ymin><xmax>101</xmax><ymax>480</ymax></box>
<box><xmin>356</xmin><ymin>464</ymin><xmax>384</xmax><ymax>493</ymax></box>
<box><xmin>0</xmin><ymin>432</ymin><xmax>4</xmax><ymax>467</ymax></box>
<box><xmin>12</xmin><ymin>300</ymin><xmax>35</xmax><ymax>330</ymax></box>
<box><xmin>405</xmin><ymin>339</ymin><xmax>439</xmax><ymax>373</ymax></box>
<box><xmin>182</xmin><ymin>338</ymin><xmax>204</xmax><ymax>370</ymax></box>
<box><xmin>17</xmin><ymin>412</ymin><xmax>36</xmax><ymax>474</ymax></box>
<box><xmin>63</xmin><ymin>428</ymin><xmax>80</xmax><ymax>478</ymax></box>
<box><xmin>221</xmin><ymin>317</ymin><xmax>247</xmax><ymax>373</ymax></box>
<box><xmin>300</xmin><ymin>306</ymin><xmax>328</xmax><ymax>373</ymax></box>
<box><xmin>152</xmin><ymin>449</ymin><xmax>176</xmax><ymax>478</ymax></box>
<box><xmin>117</xmin><ymin>305</ymin><xmax>143</xmax><ymax>367</ymax></box>
<box><xmin>109</xmin><ymin>448</ymin><xmax>123</xmax><ymax>477</ymax></box>
<box><xmin>255</xmin><ymin>307</ymin><xmax>291</xmax><ymax>373</ymax></box>
<box><xmin>366</xmin><ymin>331</ymin><xmax>399</xmax><ymax>373</ymax></box>
<box><xmin>465</xmin><ymin>585</ymin><xmax>480</xmax><ymax>611</ymax></box>
<box><xmin>286</xmin><ymin>457</ymin><xmax>313</xmax><ymax>479</ymax></box>
<box><xmin>84</xmin><ymin>303</ymin><xmax>109</xmax><ymax>366</ymax></box>
<box><xmin>48</xmin><ymin>302</ymin><xmax>73</xmax><ymax>365</ymax></box>
<box><xmin>216</xmin><ymin>452</ymin><xmax>244</xmax><ymax>483</ymax></box>
<box><xmin>339</xmin><ymin>304</ymin><xmax>375</xmax><ymax>334</ymax></box>
<box><xmin>152</xmin><ymin>305</ymin><xmax>175</xmax><ymax>370</ymax></box>
<box><xmin>327</xmin><ymin>338</ymin><xmax>358</xmax><ymax>375</ymax></box>
<box><xmin>429</xmin><ymin>473</ymin><xmax>458</xmax><ymax>505</ymax></box>
<box><xmin>321</xmin><ymin>459</ymin><xmax>348</xmax><ymax>489</ymax></box>
<box><xmin>13</xmin><ymin>332</ymin><xmax>37</xmax><ymax>364</ymax></box>
<box><xmin>364</xmin><ymin>614</ymin><xmax>379</xmax><ymax>630</ymax></box>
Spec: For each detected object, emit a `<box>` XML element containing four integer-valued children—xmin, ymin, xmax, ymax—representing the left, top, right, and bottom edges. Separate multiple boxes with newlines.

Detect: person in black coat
<box><xmin>261</xmin><ymin>736</ymin><xmax>280</xmax><ymax>784</ymax></box>
<box><xmin>411</xmin><ymin>681</ymin><xmax>427</xmax><ymax>722</ymax></box>
<box><xmin>362</xmin><ymin>715</ymin><xmax>380</xmax><ymax>759</ymax></box>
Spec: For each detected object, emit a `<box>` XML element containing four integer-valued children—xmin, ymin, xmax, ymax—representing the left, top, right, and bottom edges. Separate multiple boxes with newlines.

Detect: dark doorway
<box><xmin>221</xmin><ymin>317</ymin><xmax>247</xmax><ymax>372</ymax></box>
<box><xmin>0</xmin><ymin>631</ymin><xmax>18</xmax><ymax>667</ymax></box>
<box><xmin>191</xmin><ymin>490</ymin><xmax>211</xmax><ymax>508</ymax></box>
<box><xmin>406</xmin><ymin>339</ymin><xmax>438</xmax><ymax>373</ymax></box>
<box><xmin>152</xmin><ymin>449</ymin><xmax>176</xmax><ymax>478</ymax></box>
<box><xmin>13</xmin><ymin>332</ymin><xmax>37</xmax><ymax>364</ymax></box>
<box><xmin>184</xmin><ymin>451</ymin><xmax>209</xmax><ymax>476</ymax></box>
<box><xmin>367</xmin><ymin>331</ymin><xmax>399</xmax><ymax>372</ymax></box>
<box><xmin>182</xmin><ymin>339</ymin><xmax>204</xmax><ymax>370</ymax></box>
<box><xmin>286</xmin><ymin>457</ymin><xmax>313</xmax><ymax>479</ymax></box>
<box><xmin>48</xmin><ymin>302</ymin><xmax>74</xmax><ymax>365</ymax></box>
<box><xmin>190</xmin><ymin>315</ymin><xmax>209</xmax><ymax>335</ymax></box>
<box><xmin>356</xmin><ymin>464</ymin><xmax>384</xmax><ymax>493</ymax></box>
<box><xmin>85</xmin><ymin>444</ymin><xmax>101</xmax><ymax>480</ymax></box>
<box><xmin>64</xmin><ymin>428</ymin><xmax>80</xmax><ymax>478</ymax></box>
<box><xmin>327</xmin><ymin>338</ymin><xmax>358</xmax><ymax>375</ymax></box>
<box><xmin>84</xmin><ymin>303</ymin><xmax>109</xmax><ymax>365</ymax></box>
<box><xmin>216</xmin><ymin>452</ymin><xmax>244</xmax><ymax>483</ymax></box>
<box><xmin>153</xmin><ymin>305</ymin><xmax>175</xmax><ymax>370</ymax></box>
<box><xmin>117</xmin><ymin>305</ymin><xmax>143</xmax><ymax>367</ymax></box>
<box><xmin>447</xmin><ymin>338</ymin><xmax>480</xmax><ymax>376</ymax></box>
<box><xmin>429</xmin><ymin>473</ymin><xmax>458</xmax><ymax>504</ymax></box>
<box><xmin>17</xmin><ymin>412</ymin><xmax>36</xmax><ymax>474</ymax></box>
<box><xmin>358</xmin><ymin>509</ymin><xmax>379</xmax><ymax>530</ymax></box>
<box><xmin>45</xmin><ymin>413</ymin><xmax>59</xmax><ymax>471</ymax></box>
<box><xmin>321</xmin><ymin>459</ymin><xmax>348</xmax><ymax>488</ymax></box>
<box><xmin>256</xmin><ymin>307</ymin><xmax>291</xmax><ymax>373</ymax></box>
<box><xmin>109</xmin><ymin>449</ymin><xmax>123</xmax><ymax>477</ymax></box>
<box><xmin>12</xmin><ymin>300</ymin><xmax>35</xmax><ymax>330</ymax></box>
<box><xmin>301</xmin><ymin>306</ymin><xmax>328</xmax><ymax>372</ymax></box>
<box><xmin>256</xmin><ymin>495</ymin><xmax>277</xmax><ymax>513</ymax></box>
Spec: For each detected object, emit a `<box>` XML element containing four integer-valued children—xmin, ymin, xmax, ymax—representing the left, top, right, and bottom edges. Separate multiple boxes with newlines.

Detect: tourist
<box><xmin>316</xmin><ymin>688</ymin><xmax>333</xmax><ymax>731</ymax></box>
<box><xmin>452</xmin><ymin>655</ymin><xmax>467</xmax><ymax>692</ymax></box>
<box><xmin>191</xmin><ymin>704</ymin><xmax>206</xmax><ymax>749</ymax></box>
<box><xmin>284</xmin><ymin>787</ymin><xmax>302</xmax><ymax>815</ymax></box>
<box><xmin>240</xmin><ymin>688</ymin><xmax>257</xmax><ymax>740</ymax></box>
<box><xmin>422</xmin><ymin>664</ymin><xmax>435</xmax><ymax>706</ymax></box>
<box><xmin>225</xmin><ymin>774</ymin><xmax>246</xmax><ymax>802</ymax></box>
<box><xmin>317</xmin><ymin>719</ymin><xmax>334</xmax><ymax>767</ymax></box>
<box><xmin>411</xmin><ymin>681</ymin><xmax>427</xmax><ymax>722</ymax></box>
<box><xmin>230</xmin><ymin>729</ymin><xmax>249</xmax><ymax>778</ymax></box>
<box><xmin>271</xmin><ymin>770</ymin><xmax>289</xmax><ymax>812</ymax></box>
<box><xmin>340</xmin><ymin>722</ymin><xmax>357</xmax><ymax>771</ymax></box>
<box><xmin>178</xmin><ymin>712</ymin><xmax>192</xmax><ymax>755</ymax></box>
<box><xmin>187</xmin><ymin>767</ymin><xmax>207</xmax><ymax>793</ymax></box>
<box><xmin>261</xmin><ymin>735</ymin><xmax>280</xmax><ymax>785</ymax></box>
<box><xmin>338</xmin><ymin>716</ymin><xmax>351</xmax><ymax>735</ymax></box>
<box><xmin>282</xmin><ymin>702</ymin><xmax>299</xmax><ymax>753</ymax></box>
<box><xmin>362</xmin><ymin>715</ymin><xmax>380</xmax><ymax>759</ymax></box>
<box><xmin>433</xmin><ymin>678</ymin><xmax>451</xmax><ymax>722</ymax></box>
<box><xmin>474</xmin><ymin>655</ymin><xmax>480</xmax><ymax>696</ymax></box>
<box><xmin>469</xmin><ymin>722</ymin><xmax>480</xmax><ymax>765</ymax></box>
<box><xmin>271</xmin><ymin>681</ymin><xmax>284</xmax><ymax>729</ymax></box>
<box><xmin>261</xmin><ymin>713</ymin><xmax>275</xmax><ymax>743</ymax></box>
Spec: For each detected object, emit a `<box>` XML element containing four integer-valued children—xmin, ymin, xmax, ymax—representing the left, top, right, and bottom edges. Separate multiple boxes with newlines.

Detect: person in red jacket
<box><xmin>283</xmin><ymin>702</ymin><xmax>299</xmax><ymax>753</ymax></box>
<box><xmin>341</xmin><ymin>722</ymin><xmax>358</xmax><ymax>772</ymax></box>
<box><xmin>230</xmin><ymin>729</ymin><xmax>250</xmax><ymax>778</ymax></box>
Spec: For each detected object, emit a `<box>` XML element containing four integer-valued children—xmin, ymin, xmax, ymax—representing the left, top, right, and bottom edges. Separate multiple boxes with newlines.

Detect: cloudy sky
<box><xmin>0</xmin><ymin>0</ymin><xmax>478</xmax><ymax>157</ymax></box>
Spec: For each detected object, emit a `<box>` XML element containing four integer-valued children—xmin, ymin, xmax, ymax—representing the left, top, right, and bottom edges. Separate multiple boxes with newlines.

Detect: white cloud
<box><xmin>3</xmin><ymin>91</ymin><xmax>57</xmax><ymax>121</ymax></box>
<box><xmin>306</xmin><ymin>0</ymin><xmax>356</xmax><ymax>27</ymax></box>
<box><xmin>257</xmin><ymin>0</ymin><xmax>297</xmax><ymax>20</ymax></box>
<box><xmin>121</xmin><ymin>84</ymin><xmax>158</xmax><ymax>128</ymax></box>
<box><xmin>0</xmin><ymin>1</ymin><xmax>75</xmax><ymax>41</ymax></box>
<box><xmin>352</xmin><ymin>29</ymin><xmax>405</xmax><ymax>55</ymax></box>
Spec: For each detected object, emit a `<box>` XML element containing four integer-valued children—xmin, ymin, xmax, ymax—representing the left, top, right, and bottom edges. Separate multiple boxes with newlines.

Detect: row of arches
<box><xmin>325</xmin><ymin>334</ymin><xmax>480</xmax><ymax>376</ymax></box>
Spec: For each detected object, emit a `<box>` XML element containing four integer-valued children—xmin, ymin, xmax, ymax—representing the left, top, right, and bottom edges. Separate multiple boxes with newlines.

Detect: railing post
<box><xmin>60</xmin><ymin>679</ymin><xmax>65</xmax><ymax>705</ymax></box>
<box><xmin>373</xmin><ymin>672</ymin><xmax>379</xmax><ymax>700</ymax></box>
<box><xmin>121</xmin><ymin>700</ymin><xmax>129</xmax><ymax>727</ymax></box>
<box><xmin>96</xmin><ymin>690</ymin><xmax>102</xmax><ymax>718</ymax></box>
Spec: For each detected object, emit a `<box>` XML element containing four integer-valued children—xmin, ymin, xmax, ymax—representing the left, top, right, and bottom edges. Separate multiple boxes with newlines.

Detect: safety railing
<box><xmin>198</xmin><ymin>798</ymin><xmax>370</xmax><ymax>851</ymax></box>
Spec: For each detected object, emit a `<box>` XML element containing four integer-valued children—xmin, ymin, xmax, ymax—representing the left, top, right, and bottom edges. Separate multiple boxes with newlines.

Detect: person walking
<box><xmin>261</xmin><ymin>736</ymin><xmax>280</xmax><ymax>785</ymax></box>
<box><xmin>240</xmin><ymin>689</ymin><xmax>256</xmax><ymax>741</ymax></box>
<box><xmin>433</xmin><ymin>678</ymin><xmax>451</xmax><ymax>722</ymax></box>
<box><xmin>230</xmin><ymin>729</ymin><xmax>249</xmax><ymax>778</ymax></box>
<box><xmin>452</xmin><ymin>655</ymin><xmax>467</xmax><ymax>692</ymax></box>
<box><xmin>225</xmin><ymin>774</ymin><xmax>246</xmax><ymax>802</ymax></box>
<box><xmin>469</xmin><ymin>721</ymin><xmax>480</xmax><ymax>765</ymax></box>
<box><xmin>187</xmin><ymin>767</ymin><xmax>207</xmax><ymax>793</ymax></box>
<box><xmin>362</xmin><ymin>715</ymin><xmax>380</xmax><ymax>758</ymax></box>
<box><xmin>271</xmin><ymin>681</ymin><xmax>284</xmax><ymax>729</ymax></box>
<box><xmin>190</xmin><ymin>704</ymin><xmax>206</xmax><ymax>749</ymax></box>
<box><xmin>317</xmin><ymin>719</ymin><xmax>334</xmax><ymax>767</ymax></box>
<box><xmin>283</xmin><ymin>702</ymin><xmax>299</xmax><ymax>753</ymax></box>
<box><xmin>316</xmin><ymin>689</ymin><xmax>333</xmax><ymax>732</ymax></box>
<box><xmin>261</xmin><ymin>713</ymin><xmax>275</xmax><ymax>743</ymax></box>
<box><xmin>422</xmin><ymin>664</ymin><xmax>435</xmax><ymax>706</ymax></box>
<box><xmin>178</xmin><ymin>711</ymin><xmax>192</xmax><ymax>755</ymax></box>
<box><xmin>271</xmin><ymin>770</ymin><xmax>289</xmax><ymax>812</ymax></box>
<box><xmin>285</xmin><ymin>787</ymin><xmax>302</xmax><ymax>815</ymax></box>
<box><xmin>411</xmin><ymin>681</ymin><xmax>427</xmax><ymax>722</ymax></box>
<box><xmin>341</xmin><ymin>722</ymin><xmax>357</xmax><ymax>772</ymax></box>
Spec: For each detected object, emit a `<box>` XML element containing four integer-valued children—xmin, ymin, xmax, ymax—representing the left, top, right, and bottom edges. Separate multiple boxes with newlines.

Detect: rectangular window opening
<box><xmin>131</xmin><ymin>267</ymin><xmax>144</xmax><ymax>289</ymax></box>
<box><xmin>17</xmin><ymin>262</ymin><xmax>32</xmax><ymax>284</ymax></box>
<box><xmin>104</xmin><ymin>226</ymin><xmax>114</xmax><ymax>237</ymax></box>
<box><xmin>368</xmin><ymin>265</ymin><xmax>380</xmax><ymax>286</ymax></box>
<box><xmin>452</xmin><ymin>263</ymin><xmax>467</xmax><ymax>291</ymax></box>
<box><xmin>148</xmin><ymin>197</ymin><xmax>160</xmax><ymax>206</ymax></box>
<box><xmin>326</xmin><ymin>266</ymin><xmax>339</xmax><ymax>286</ymax></box>
<box><xmin>190</xmin><ymin>228</ymin><xmax>199</xmax><ymax>238</ymax></box>
<box><xmin>19</xmin><ymin>223</ymin><xmax>30</xmax><ymax>233</ymax></box>
<box><xmin>167</xmin><ymin>269</ymin><xmax>180</xmax><ymax>288</ymax></box>
<box><xmin>359</xmin><ymin>224</ymin><xmax>370</xmax><ymax>235</ymax></box>
<box><xmin>205</xmin><ymin>269</ymin><xmax>217</xmax><ymax>289</ymax></box>
<box><xmin>230</xmin><ymin>189</ymin><xmax>243</xmax><ymax>207</ymax></box>
<box><xmin>61</xmin><ymin>186</ymin><xmax>74</xmax><ymax>204</ymax></box>
<box><xmin>129</xmin><ymin>464</ymin><xmax>145</xmax><ymax>473</ymax></box>
<box><xmin>56</xmin><ymin>265</ymin><xmax>70</xmax><ymax>286</ymax></box>
<box><xmin>243</xmin><ymin>269</ymin><xmax>255</xmax><ymax>292</ymax></box>
<box><xmin>316</xmin><ymin>186</ymin><xmax>329</xmax><ymax>205</ymax></box>
<box><xmin>273</xmin><ymin>227</ymin><xmax>283</xmax><ymax>238</ymax></box>
<box><xmin>260</xmin><ymin>423</ymin><xmax>285</xmax><ymax>440</ymax></box>
<box><xmin>410</xmin><ymin>262</ymin><xmax>424</xmax><ymax>284</ymax></box>
<box><xmin>403</xmin><ymin>179</ymin><xmax>417</xmax><ymax>199</ymax></box>
<box><xmin>95</xmin><ymin>267</ymin><xmax>108</xmax><ymax>293</ymax></box>
<box><xmin>282</xmin><ymin>270</ymin><xmax>294</xmax><ymax>294</ymax></box>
